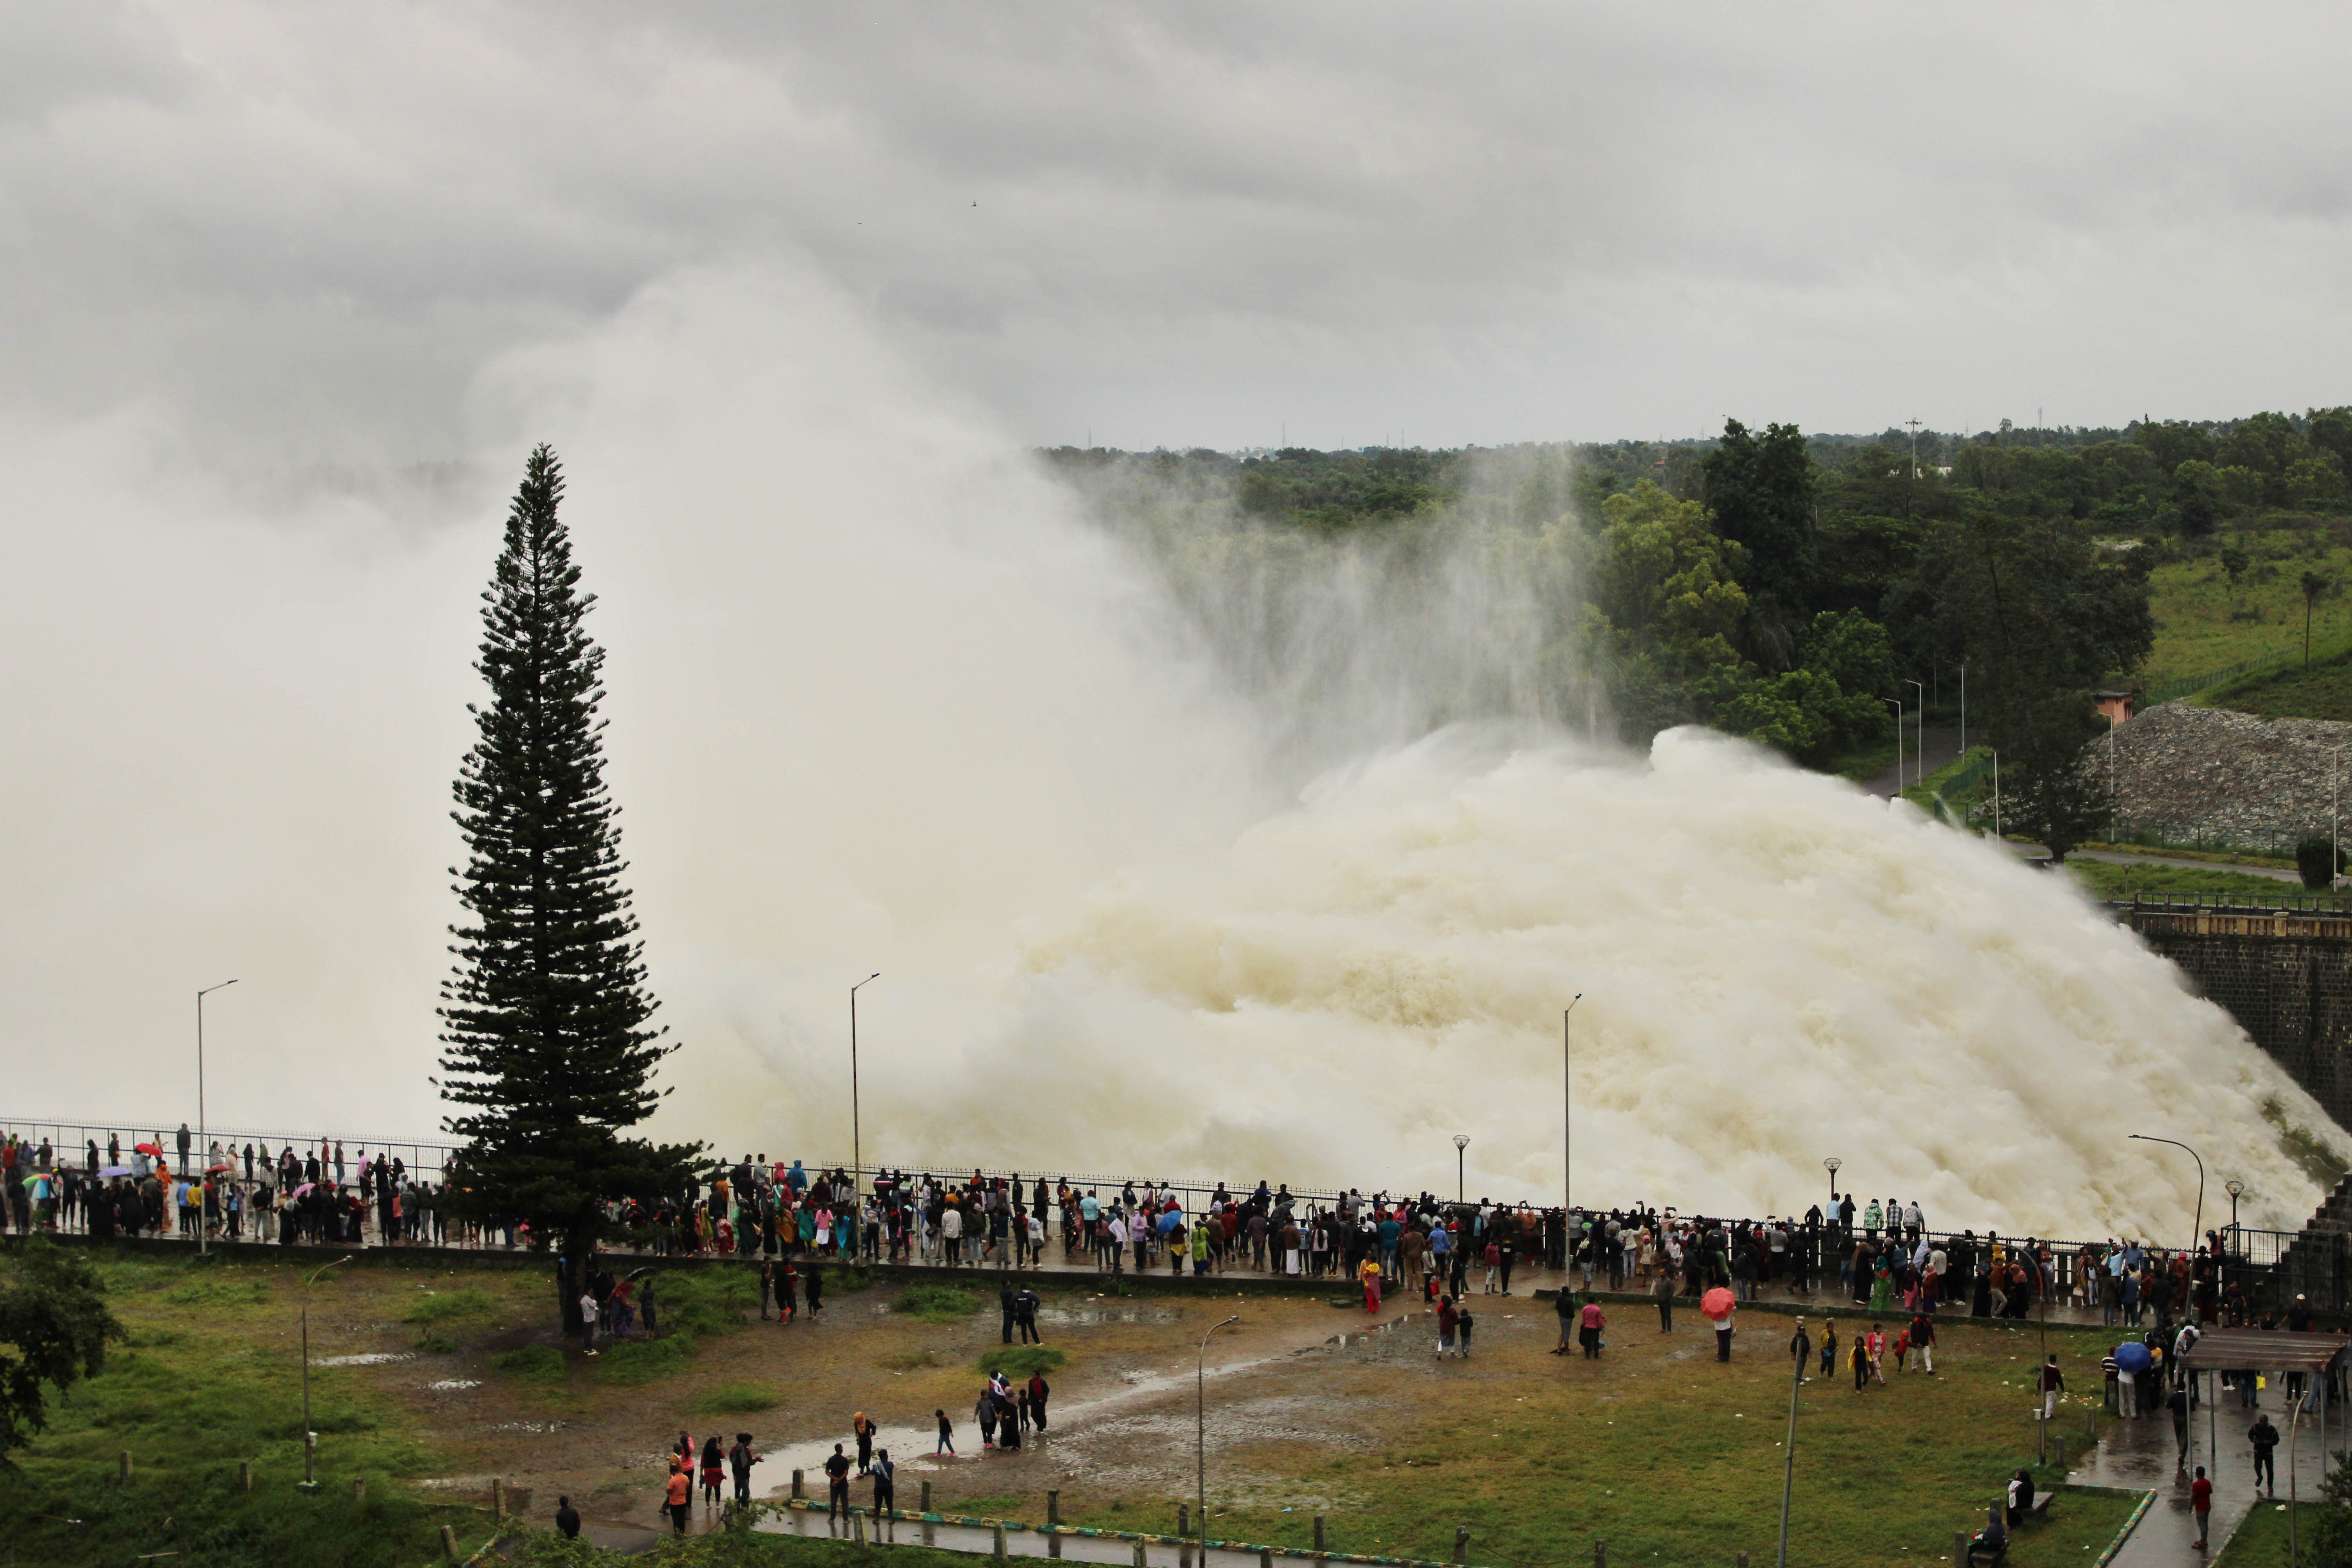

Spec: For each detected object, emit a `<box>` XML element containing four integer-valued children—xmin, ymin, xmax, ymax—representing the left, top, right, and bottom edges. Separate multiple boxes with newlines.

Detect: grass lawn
<box><xmin>2065</xmin><ymin>860</ymin><xmax>2314</xmax><ymax>900</ymax></box>
<box><xmin>2143</xmin><ymin>529</ymin><xmax>2352</xmax><ymax>694</ymax></box>
<box><xmin>2211</xmin><ymin>1494</ymin><xmax>2337</xmax><ymax>1568</ymax></box>
<box><xmin>0</xmin><ymin>1249</ymin><xmax>506</xmax><ymax>1567</ymax></box>
<box><xmin>2</xmin><ymin>1246</ymin><xmax>2148</xmax><ymax>1568</ymax></box>
<box><xmin>2196</xmin><ymin>644</ymin><xmax>2352</xmax><ymax>721</ymax></box>
<box><xmin>1040</xmin><ymin>1314</ymin><xmax>2137</xmax><ymax>1568</ymax></box>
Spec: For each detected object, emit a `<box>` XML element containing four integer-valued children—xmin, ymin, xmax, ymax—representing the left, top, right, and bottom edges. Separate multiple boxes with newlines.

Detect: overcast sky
<box><xmin>6</xmin><ymin>1</ymin><xmax>2347</xmax><ymax>458</ymax></box>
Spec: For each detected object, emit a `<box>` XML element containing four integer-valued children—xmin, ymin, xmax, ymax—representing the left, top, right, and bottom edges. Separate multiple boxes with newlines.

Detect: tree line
<box><xmin>1044</xmin><ymin>407</ymin><xmax>2352</xmax><ymax>855</ymax></box>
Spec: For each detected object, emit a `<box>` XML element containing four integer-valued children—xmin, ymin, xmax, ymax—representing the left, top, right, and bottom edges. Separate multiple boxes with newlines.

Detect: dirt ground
<box><xmin>314</xmin><ymin>1263</ymin><xmax>1401</xmax><ymax>1540</ymax></box>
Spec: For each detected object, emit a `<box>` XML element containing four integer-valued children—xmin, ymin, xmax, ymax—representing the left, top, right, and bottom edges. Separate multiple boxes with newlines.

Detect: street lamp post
<box><xmin>1453</xmin><ymin>1134</ymin><xmax>1469</xmax><ymax>1207</ymax></box>
<box><xmin>2129</xmin><ymin>1134</ymin><xmax>2206</xmax><ymax>1256</ymax></box>
<box><xmin>1822</xmin><ymin>1157</ymin><xmax>1842</xmax><ymax>1210</ymax></box>
<box><xmin>850</xmin><ymin>974</ymin><xmax>880</xmax><ymax>1197</ymax></box>
<box><xmin>196</xmin><ymin>979</ymin><xmax>238</xmax><ymax>1258</ymax></box>
<box><xmin>1777</xmin><ymin>1315</ymin><xmax>1804</xmax><ymax>1568</ymax></box>
<box><xmin>1880</xmin><ymin>699</ymin><xmax>1905</xmax><ymax>793</ymax></box>
<box><xmin>298</xmin><ymin>1253</ymin><xmax>351</xmax><ymax>1492</ymax></box>
<box><xmin>1198</xmin><ymin>1314</ymin><xmax>1241</xmax><ymax>1557</ymax></box>
<box><xmin>1907</xmin><ymin>679</ymin><xmax>1926</xmax><ymax>791</ymax></box>
<box><xmin>1563</xmin><ymin>996</ymin><xmax>1583</xmax><ymax>1218</ymax></box>
<box><xmin>2225</xmin><ymin>1178</ymin><xmax>2245</xmax><ymax>1291</ymax></box>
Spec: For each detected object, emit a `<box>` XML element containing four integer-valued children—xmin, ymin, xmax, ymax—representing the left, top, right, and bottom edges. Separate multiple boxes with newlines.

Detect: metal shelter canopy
<box><xmin>2176</xmin><ymin>1328</ymin><xmax>2351</xmax><ymax>1374</ymax></box>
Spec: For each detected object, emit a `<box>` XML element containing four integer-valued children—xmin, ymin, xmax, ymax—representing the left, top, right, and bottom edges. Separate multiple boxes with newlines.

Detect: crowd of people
<box><xmin>0</xmin><ymin>1129</ymin><xmax>2321</xmax><ymax>1333</ymax></box>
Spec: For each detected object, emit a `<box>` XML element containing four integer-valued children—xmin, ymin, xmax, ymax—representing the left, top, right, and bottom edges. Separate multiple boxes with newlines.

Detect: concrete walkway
<box><xmin>1863</xmin><ymin>726</ymin><xmax>1965</xmax><ymax>799</ymax></box>
<box><xmin>2069</xmin><ymin>1383</ymin><xmax>2344</xmax><ymax>1567</ymax></box>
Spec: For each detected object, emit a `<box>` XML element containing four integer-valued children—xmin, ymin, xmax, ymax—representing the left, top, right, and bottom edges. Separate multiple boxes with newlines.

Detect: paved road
<box><xmin>2070</xmin><ymin>1381</ymin><xmax>2344</xmax><ymax>1567</ymax></box>
<box><xmin>2005</xmin><ymin>843</ymin><xmax>2304</xmax><ymax>884</ymax></box>
<box><xmin>1862</xmin><ymin>725</ymin><xmax>1965</xmax><ymax>799</ymax></box>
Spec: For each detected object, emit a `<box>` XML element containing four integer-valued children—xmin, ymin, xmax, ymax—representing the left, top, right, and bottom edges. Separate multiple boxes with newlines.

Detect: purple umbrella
<box><xmin>98</xmin><ymin>1165</ymin><xmax>131</xmax><ymax>1178</ymax></box>
<box><xmin>289</xmin><ymin>1182</ymin><xmax>316</xmax><ymax>1199</ymax></box>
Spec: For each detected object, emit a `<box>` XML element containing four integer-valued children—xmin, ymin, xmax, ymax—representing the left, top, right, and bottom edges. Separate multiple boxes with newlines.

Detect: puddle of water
<box><xmin>1036</xmin><ymin>1307</ymin><xmax>1181</xmax><ymax>1326</ymax></box>
<box><xmin>481</xmin><ymin>1419</ymin><xmax>572</xmax><ymax>1434</ymax></box>
<box><xmin>316</xmin><ymin>1352</ymin><xmax>415</xmax><ymax>1367</ymax></box>
<box><xmin>427</xmin><ymin>1378</ymin><xmax>482</xmax><ymax>1390</ymax></box>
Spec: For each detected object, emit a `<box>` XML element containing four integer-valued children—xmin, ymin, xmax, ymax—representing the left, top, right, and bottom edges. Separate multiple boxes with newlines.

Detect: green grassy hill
<box><xmin>2143</xmin><ymin>526</ymin><xmax>2352</xmax><ymax>697</ymax></box>
<box><xmin>2193</xmin><ymin>642</ymin><xmax>2352</xmax><ymax>721</ymax></box>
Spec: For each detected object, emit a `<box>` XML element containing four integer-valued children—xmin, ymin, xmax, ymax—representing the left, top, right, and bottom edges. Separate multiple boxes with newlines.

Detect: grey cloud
<box><xmin>3</xmin><ymin>0</ymin><xmax>2348</xmax><ymax>456</ymax></box>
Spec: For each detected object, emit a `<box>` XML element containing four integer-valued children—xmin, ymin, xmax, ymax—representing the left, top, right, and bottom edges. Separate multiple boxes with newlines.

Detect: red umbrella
<box><xmin>1700</xmin><ymin>1287</ymin><xmax>1736</xmax><ymax>1321</ymax></box>
<box><xmin>206</xmin><ymin>1162</ymin><xmax>234</xmax><ymax>1174</ymax></box>
<box><xmin>135</xmin><ymin>1142</ymin><xmax>163</xmax><ymax>1156</ymax></box>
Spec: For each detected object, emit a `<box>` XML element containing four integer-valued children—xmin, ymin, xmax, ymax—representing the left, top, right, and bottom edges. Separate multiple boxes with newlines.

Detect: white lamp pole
<box><xmin>850</xmin><ymin>973</ymin><xmax>880</xmax><ymax>1196</ymax></box>
<box><xmin>196</xmin><ymin>978</ymin><xmax>238</xmax><ymax>1256</ymax></box>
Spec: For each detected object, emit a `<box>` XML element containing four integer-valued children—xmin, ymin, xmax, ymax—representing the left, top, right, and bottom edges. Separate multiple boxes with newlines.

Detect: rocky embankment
<box><xmin>2111</xmin><ymin>700</ymin><xmax>2352</xmax><ymax>845</ymax></box>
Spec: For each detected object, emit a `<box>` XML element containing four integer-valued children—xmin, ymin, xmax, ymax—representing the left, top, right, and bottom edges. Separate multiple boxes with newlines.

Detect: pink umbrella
<box><xmin>1700</xmin><ymin>1287</ymin><xmax>1736</xmax><ymax>1321</ymax></box>
<box><xmin>289</xmin><ymin>1182</ymin><xmax>316</xmax><ymax>1199</ymax></box>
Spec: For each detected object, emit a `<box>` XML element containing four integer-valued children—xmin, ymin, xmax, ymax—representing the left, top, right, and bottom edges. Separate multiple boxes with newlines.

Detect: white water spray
<box><xmin>0</xmin><ymin>266</ymin><xmax>2337</xmax><ymax>1240</ymax></box>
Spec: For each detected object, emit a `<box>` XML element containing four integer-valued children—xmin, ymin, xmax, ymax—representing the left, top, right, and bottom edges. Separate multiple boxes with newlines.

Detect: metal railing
<box><xmin>2104</xmin><ymin>892</ymin><xmax>2352</xmax><ymax>916</ymax></box>
<box><xmin>0</xmin><ymin>1115</ymin><xmax>463</xmax><ymax>1185</ymax></box>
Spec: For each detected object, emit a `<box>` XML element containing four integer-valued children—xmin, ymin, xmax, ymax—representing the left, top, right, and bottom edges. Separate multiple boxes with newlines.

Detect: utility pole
<box><xmin>1564</xmin><ymin>996</ymin><xmax>1582</xmax><ymax>1218</ymax></box>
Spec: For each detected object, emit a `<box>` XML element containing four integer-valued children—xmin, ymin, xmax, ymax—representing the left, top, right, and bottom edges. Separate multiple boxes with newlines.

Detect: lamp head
<box><xmin>2226</xmin><ymin>1179</ymin><xmax>2245</xmax><ymax>1198</ymax></box>
<box><xmin>1823</xmin><ymin>1156</ymin><xmax>1842</xmax><ymax>1173</ymax></box>
<box><xmin>1453</xmin><ymin>1134</ymin><xmax>1470</xmax><ymax>1152</ymax></box>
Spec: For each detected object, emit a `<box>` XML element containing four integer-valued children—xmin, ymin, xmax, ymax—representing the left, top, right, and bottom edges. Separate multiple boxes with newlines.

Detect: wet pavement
<box><xmin>2067</xmin><ymin>1379</ymin><xmax>2345</xmax><ymax>1566</ymax></box>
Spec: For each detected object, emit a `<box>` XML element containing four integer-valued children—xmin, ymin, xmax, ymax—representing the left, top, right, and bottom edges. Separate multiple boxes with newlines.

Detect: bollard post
<box><xmin>120</xmin><ymin>1451</ymin><xmax>132</xmax><ymax>1482</ymax></box>
<box><xmin>857</xmin><ymin>1510</ymin><xmax>870</xmax><ymax>1546</ymax></box>
<box><xmin>352</xmin><ymin>1479</ymin><xmax>367</xmax><ymax>1505</ymax></box>
<box><xmin>1315</xmin><ymin>1515</ymin><xmax>1328</xmax><ymax>1556</ymax></box>
<box><xmin>493</xmin><ymin>1477</ymin><xmax>505</xmax><ymax>1518</ymax></box>
<box><xmin>238</xmin><ymin>1460</ymin><xmax>252</xmax><ymax>1494</ymax></box>
<box><xmin>2055</xmin><ymin>1437</ymin><xmax>2067</xmax><ymax>1469</ymax></box>
<box><xmin>922</xmin><ymin>1481</ymin><xmax>934</xmax><ymax>1514</ymax></box>
<box><xmin>1050</xmin><ymin>1490</ymin><xmax>1063</xmax><ymax>1526</ymax></box>
<box><xmin>995</xmin><ymin>1522</ymin><xmax>1009</xmax><ymax>1563</ymax></box>
<box><xmin>1455</xmin><ymin>1525</ymin><xmax>1470</xmax><ymax>1564</ymax></box>
<box><xmin>1052</xmin><ymin>1532</ymin><xmax>1065</xmax><ymax>1559</ymax></box>
<box><xmin>1596</xmin><ymin>1540</ymin><xmax>1608</xmax><ymax>1568</ymax></box>
<box><xmin>1135</xmin><ymin>1542</ymin><xmax>1149</xmax><ymax>1568</ymax></box>
<box><xmin>1738</xmin><ymin>1556</ymin><xmax>1749</xmax><ymax>1568</ymax></box>
<box><xmin>1263</xmin><ymin>1550</ymin><xmax>1274</xmax><ymax>1568</ymax></box>
<box><xmin>793</xmin><ymin>1468</ymin><xmax>806</xmax><ymax>1501</ymax></box>
<box><xmin>1180</xmin><ymin>1504</ymin><xmax>1191</xmax><ymax>1540</ymax></box>
<box><xmin>441</xmin><ymin>1523</ymin><xmax>461</xmax><ymax>1561</ymax></box>
<box><xmin>1954</xmin><ymin>1532</ymin><xmax>1967</xmax><ymax>1564</ymax></box>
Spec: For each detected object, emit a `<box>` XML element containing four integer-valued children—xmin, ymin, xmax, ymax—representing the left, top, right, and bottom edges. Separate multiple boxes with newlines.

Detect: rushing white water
<box><xmin>1</xmin><ymin>265</ymin><xmax>2339</xmax><ymax>1239</ymax></box>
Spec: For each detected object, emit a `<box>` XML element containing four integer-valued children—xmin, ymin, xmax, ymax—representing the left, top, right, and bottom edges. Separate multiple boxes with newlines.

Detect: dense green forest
<box><xmin>1045</xmin><ymin>408</ymin><xmax>2352</xmax><ymax>855</ymax></box>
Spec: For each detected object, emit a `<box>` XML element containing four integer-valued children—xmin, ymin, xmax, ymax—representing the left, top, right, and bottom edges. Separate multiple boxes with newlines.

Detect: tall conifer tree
<box><xmin>436</xmin><ymin>446</ymin><xmax>698</xmax><ymax>1316</ymax></box>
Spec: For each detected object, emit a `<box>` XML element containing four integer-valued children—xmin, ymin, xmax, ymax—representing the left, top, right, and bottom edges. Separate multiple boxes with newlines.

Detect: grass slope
<box><xmin>2197</xmin><ymin>644</ymin><xmax>2352</xmax><ymax>721</ymax></box>
<box><xmin>2066</xmin><ymin>861</ymin><xmax>2309</xmax><ymax>900</ymax></box>
<box><xmin>2143</xmin><ymin>530</ymin><xmax>2352</xmax><ymax>693</ymax></box>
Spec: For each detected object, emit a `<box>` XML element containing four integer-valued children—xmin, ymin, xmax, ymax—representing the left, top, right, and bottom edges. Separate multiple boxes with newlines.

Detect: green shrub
<box><xmin>2298</xmin><ymin>837</ymin><xmax>2345</xmax><ymax>889</ymax></box>
<box><xmin>893</xmin><ymin>1285</ymin><xmax>979</xmax><ymax>1323</ymax></box>
<box><xmin>688</xmin><ymin>1381</ymin><xmax>780</xmax><ymax>1415</ymax></box>
<box><xmin>404</xmin><ymin>1288</ymin><xmax>501</xmax><ymax>1325</ymax></box>
<box><xmin>416</xmin><ymin>1332</ymin><xmax>459</xmax><ymax>1354</ymax></box>
<box><xmin>977</xmin><ymin>1346</ymin><xmax>1067</xmax><ymax>1379</ymax></box>
<box><xmin>489</xmin><ymin>1344</ymin><xmax>567</xmax><ymax>1384</ymax></box>
<box><xmin>595</xmin><ymin>1334</ymin><xmax>697</xmax><ymax>1386</ymax></box>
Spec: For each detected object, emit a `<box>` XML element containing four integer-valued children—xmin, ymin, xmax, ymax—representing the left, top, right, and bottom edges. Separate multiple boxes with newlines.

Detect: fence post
<box><xmin>442</xmin><ymin>1524</ymin><xmax>461</xmax><ymax>1561</ymax></box>
<box><xmin>1180</xmin><ymin>1504</ymin><xmax>1191</xmax><ymax>1539</ymax></box>
<box><xmin>996</xmin><ymin>1523</ymin><xmax>1009</xmax><ymax>1563</ymax></box>
<box><xmin>492</xmin><ymin>1477</ymin><xmax>504</xmax><ymax>1518</ymax></box>
<box><xmin>1315</xmin><ymin>1515</ymin><xmax>1327</xmax><ymax>1556</ymax></box>
<box><xmin>1135</xmin><ymin>1542</ymin><xmax>1149</xmax><ymax>1568</ymax></box>
<box><xmin>1738</xmin><ymin>1556</ymin><xmax>1749</xmax><ymax>1568</ymax></box>
<box><xmin>1455</xmin><ymin>1524</ymin><xmax>1470</xmax><ymax>1563</ymax></box>
<box><xmin>793</xmin><ymin>1468</ymin><xmax>806</xmax><ymax>1501</ymax></box>
<box><xmin>1050</xmin><ymin>1490</ymin><xmax>1062</xmax><ymax>1526</ymax></box>
<box><xmin>1596</xmin><ymin>1540</ymin><xmax>1607</xmax><ymax>1568</ymax></box>
<box><xmin>922</xmin><ymin>1480</ymin><xmax>934</xmax><ymax>1514</ymax></box>
<box><xmin>238</xmin><ymin>1459</ymin><xmax>252</xmax><ymax>1494</ymax></box>
<box><xmin>1263</xmin><ymin>1550</ymin><xmax>1275</xmax><ymax>1568</ymax></box>
<box><xmin>1954</xmin><ymin>1532</ymin><xmax>1967</xmax><ymax>1563</ymax></box>
<box><xmin>119</xmin><ymin>1451</ymin><xmax>132</xmax><ymax>1482</ymax></box>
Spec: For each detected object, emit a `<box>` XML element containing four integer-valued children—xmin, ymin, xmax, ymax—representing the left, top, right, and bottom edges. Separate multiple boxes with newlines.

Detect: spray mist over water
<box><xmin>2</xmin><ymin>265</ymin><xmax>2338</xmax><ymax>1239</ymax></box>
